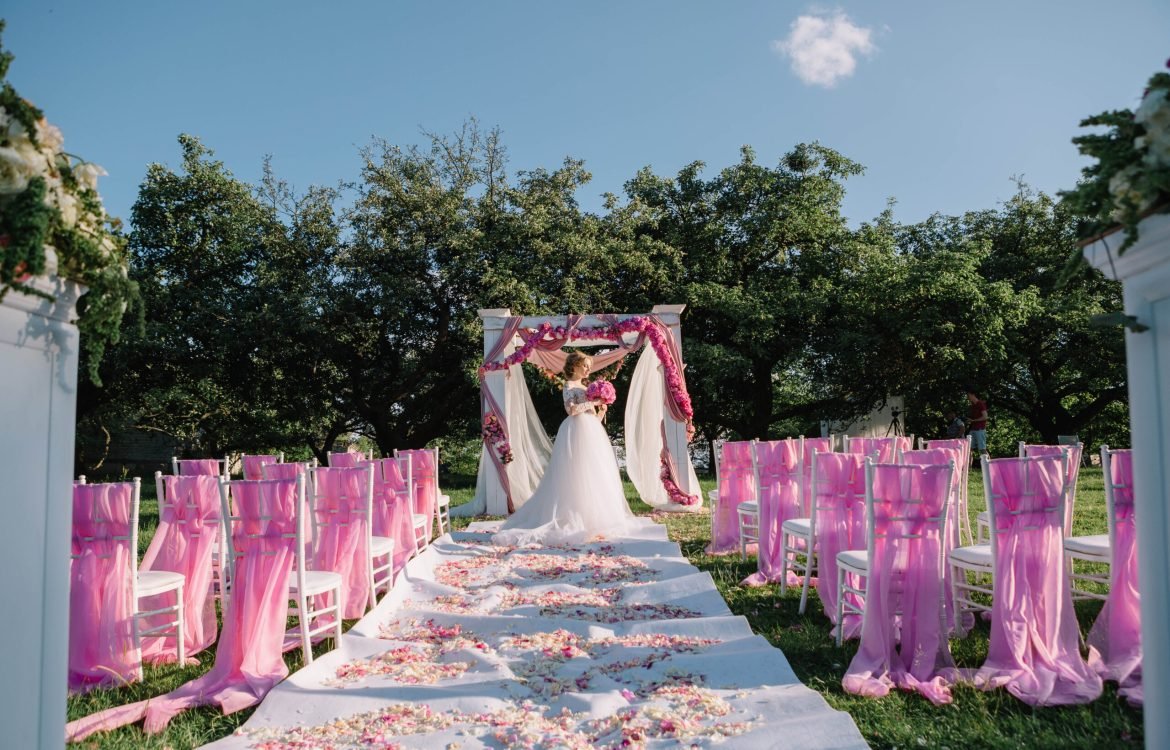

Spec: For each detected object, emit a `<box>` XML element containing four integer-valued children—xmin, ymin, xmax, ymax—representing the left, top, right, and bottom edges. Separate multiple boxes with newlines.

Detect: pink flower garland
<box><xmin>482</xmin><ymin>414</ymin><xmax>513</xmax><ymax>464</ymax></box>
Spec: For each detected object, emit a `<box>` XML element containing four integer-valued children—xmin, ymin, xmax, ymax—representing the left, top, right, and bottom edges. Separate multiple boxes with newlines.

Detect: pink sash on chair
<box><xmin>1021</xmin><ymin>444</ymin><xmax>1083</xmax><ymax>536</ymax></box>
<box><xmin>845</xmin><ymin>436</ymin><xmax>907</xmax><ymax>463</ymax></box>
<box><xmin>313</xmin><ymin>467</ymin><xmax>373</xmax><ymax>619</ymax></box>
<box><xmin>241</xmin><ymin>454</ymin><xmax>280</xmax><ymax>480</ymax></box>
<box><xmin>68</xmin><ymin>483</ymin><xmax>139</xmax><ymax>693</ymax></box>
<box><xmin>742</xmin><ymin>439</ymin><xmax>801</xmax><ymax>586</ymax></box>
<box><xmin>176</xmin><ymin>458</ymin><xmax>219</xmax><ymax>476</ymax></box>
<box><xmin>66</xmin><ymin>479</ymin><xmax>298</xmax><ymax>740</ymax></box>
<box><xmin>328</xmin><ymin>451</ymin><xmax>365</xmax><ymax>468</ymax></box>
<box><xmin>814</xmin><ymin>452</ymin><xmax>867</xmax><ymax>639</ymax></box>
<box><xmin>1087</xmin><ymin>449</ymin><xmax>1142</xmax><ymax>705</ymax></box>
<box><xmin>707</xmin><ymin>441</ymin><xmax>755</xmax><ymax>555</ymax></box>
<box><xmin>400</xmin><ymin>449</ymin><xmax>438</xmax><ymax>530</ymax></box>
<box><xmin>139</xmin><ymin>475</ymin><xmax>221</xmax><ymax>662</ymax></box>
<box><xmin>365</xmin><ymin>459</ymin><xmax>415</xmax><ymax>572</ymax></box>
<box><xmin>900</xmin><ymin>447</ymin><xmax>965</xmax><ymax>632</ymax></box>
<box><xmin>843</xmin><ymin>463</ymin><xmax>958</xmax><ymax>705</ymax></box>
<box><xmin>801</xmin><ymin>437</ymin><xmax>833</xmax><ymax>518</ymax></box>
<box><xmin>974</xmin><ymin>457</ymin><xmax>1103</xmax><ymax>706</ymax></box>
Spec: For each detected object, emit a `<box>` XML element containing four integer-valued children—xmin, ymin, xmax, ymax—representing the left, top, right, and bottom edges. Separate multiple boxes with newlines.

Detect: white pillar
<box><xmin>652</xmin><ymin>304</ymin><xmax>694</xmax><ymax>495</ymax></box>
<box><xmin>479</xmin><ymin>309</ymin><xmax>513</xmax><ymax>515</ymax></box>
<box><xmin>0</xmin><ymin>261</ymin><xmax>83</xmax><ymax>749</ymax></box>
<box><xmin>1084</xmin><ymin>214</ymin><xmax>1170</xmax><ymax>748</ymax></box>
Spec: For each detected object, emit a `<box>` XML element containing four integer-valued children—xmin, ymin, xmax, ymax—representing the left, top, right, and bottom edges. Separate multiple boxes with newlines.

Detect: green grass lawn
<box><xmin>68</xmin><ymin>468</ymin><xmax>1143</xmax><ymax>749</ymax></box>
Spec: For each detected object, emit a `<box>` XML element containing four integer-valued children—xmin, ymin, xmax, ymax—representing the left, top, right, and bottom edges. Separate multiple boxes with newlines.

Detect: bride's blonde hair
<box><xmin>562</xmin><ymin>351</ymin><xmax>592</xmax><ymax>380</ymax></box>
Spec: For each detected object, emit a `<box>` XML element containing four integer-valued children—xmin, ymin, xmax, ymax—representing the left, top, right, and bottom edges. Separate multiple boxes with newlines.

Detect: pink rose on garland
<box><xmin>585</xmin><ymin>380</ymin><xmax>617</xmax><ymax>405</ymax></box>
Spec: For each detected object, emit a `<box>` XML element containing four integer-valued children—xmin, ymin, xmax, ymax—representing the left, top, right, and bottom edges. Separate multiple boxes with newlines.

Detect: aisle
<box><xmin>204</xmin><ymin>519</ymin><xmax>868</xmax><ymax>749</ymax></box>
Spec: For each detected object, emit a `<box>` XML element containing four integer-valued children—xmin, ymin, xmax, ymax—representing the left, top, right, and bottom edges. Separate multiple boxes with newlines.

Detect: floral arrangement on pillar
<box><xmin>0</xmin><ymin>22</ymin><xmax>137</xmax><ymax>380</ymax></box>
<box><xmin>1063</xmin><ymin>59</ymin><xmax>1170</xmax><ymax>251</ymax></box>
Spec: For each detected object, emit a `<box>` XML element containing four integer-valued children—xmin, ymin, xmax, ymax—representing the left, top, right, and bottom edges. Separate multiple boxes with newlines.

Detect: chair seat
<box><xmin>737</xmin><ymin>500</ymin><xmax>759</xmax><ymax>514</ymax></box>
<box><xmin>288</xmin><ymin>569</ymin><xmax>343</xmax><ymax>596</ymax></box>
<box><xmin>437</xmin><ymin>493</ymin><xmax>450</xmax><ymax>507</ymax></box>
<box><xmin>837</xmin><ymin>549</ymin><xmax>869</xmax><ymax>574</ymax></box>
<box><xmin>949</xmin><ymin>543</ymin><xmax>992</xmax><ymax>567</ymax></box>
<box><xmin>782</xmin><ymin>517</ymin><xmax>812</xmax><ymax>536</ymax></box>
<box><xmin>370</xmin><ymin>535</ymin><xmax>395</xmax><ymax>557</ymax></box>
<box><xmin>1064</xmin><ymin>534</ymin><xmax>1110</xmax><ymax>556</ymax></box>
<box><xmin>707</xmin><ymin>489</ymin><xmax>719</xmax><ymax>503</ymax></box>
<box><xmin>976</xmin><ymin>510</ymin><xmax>989</xmax><ymax>526</ymax></box>
<box><xmin>412</xmin><ymin>513</ymin><xmax>429</xmax><ymax>529</ymax></box>
<box><xmin>138</xmin><ymin>570</ymin><xmax>185</xmax><ymax>597</ymax></box>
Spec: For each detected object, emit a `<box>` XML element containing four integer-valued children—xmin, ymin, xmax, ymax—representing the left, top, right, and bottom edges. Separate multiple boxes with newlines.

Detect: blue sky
<box><xmin>5</xmin><ymin>1</ymin><xmax>1168</xmax><ymax>228</ymax></box>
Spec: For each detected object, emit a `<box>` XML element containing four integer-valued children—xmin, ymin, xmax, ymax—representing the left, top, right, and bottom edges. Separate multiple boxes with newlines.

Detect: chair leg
<box><xmin>835</xmin><ymin>566</ymin><xmax>846</xmax><ymax>647</ymax></box>
<box><xmin>950</xmin><ymin>564</ymin><xmax>966</xmax><ymax>637</ymax></box>
<box><xmin>778</xmin><ymin>537</ymin><xmax>789</xmax><ymax>596</ymax></box>
<box><xmin>300</xmin><ymin>595</ymin><xmax>313</xmax><ymax>666</ymax></box>
<box><xmin>333</xmin><ymin>587</ymin><xmax>344</xmax><ymax>645</ymax></box>
<box><xmin>798</xmin><ymin>540</ymin><xmax>813</xmax><ymax>615</ymax></box>
<box><xmin>175</xmin><ymin>583</ymin><xmax>186</xmax><ymax>665</ymax></box>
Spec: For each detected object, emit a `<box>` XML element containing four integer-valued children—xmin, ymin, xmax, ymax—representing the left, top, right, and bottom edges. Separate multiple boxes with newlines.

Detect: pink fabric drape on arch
<box><xmin>177</xmin><ymin>458</ymin><xmax>219</xmax><ymax>476</ymax></box>
<box><xmin>312</xmin><ymin>467</ymin><xmax>373</xmax><ymax>619</ymax></box>
<box><xmin>843</xmin><ymin>463</ymin><xmax>959</xmax><ymax>705</ymax></box>
<box><xmin>742</xmin><ymin>439</ymin><xmax>802</xmax><ymax>586</ymax></box>
<box><xmin>524</xmin><ymin>313</ymin><xmax>646</xmax><ymax>374</ymax></box>
<box><xmin>845</xmin><ymin>436</ymin><xmax>910</xmax><ymax>463</ymax></box>
<box><xmin>328</xmin><ymin>452</ymin><xmax>365</xmax><ymax>468</ymax></box>
<box><xmin>1087</xmin><ymin>449</ymin><xmax>1142</xmax><ymax>705</ymax></box>
<box><xmin>69</xmin><ymin>482</ymin><xmax>139</xmax><ymax>693</ymax></box>
<box><xmin>1021</xmin><ymin>443</ymin><xmax>1083</xmax><ymax>535</ymax></box>
<box><xmin>138</xmin><ymin>475</ymin><xmax>220</xmax><ymax>663</ymax></box>
<box><xmin>973</xmin><ymin>456</ymin><xmax>1103</xmax><ymax>706</ymax></box>
<box><xmin>364</xmin><ymin>458</ymin><xmax>416</xmax><ymax>572</ymax></box>
<box><xmin>399</xmin><ymin>449</ymin><xmax>438</xmax><ymax>534</ymax></box>
<box><xmin>242</xmin><ymin>454</ymin><xmax>280</xmax><ymax>480</ymax></box>
<box><xmin>900</xmin><ymin>447</ymin><xmax>965</xmax><ymax>632</ymax></box>
<box><xmin>66</xmin><ymin>479</ymin><xmax>299</xmax><ymax>740</ymax></box>
<box><xmin>814</xmin><ymin>451</ymin><xmax>867</xmax><ymax>640</ymax></box>
<box><xmin>707</xmin><ymin>441</ymin><xmax>755</xmax><ymax>555</ymax></box>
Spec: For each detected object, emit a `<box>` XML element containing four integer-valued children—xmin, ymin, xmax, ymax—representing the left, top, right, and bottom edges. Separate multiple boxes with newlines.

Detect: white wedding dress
<box><xmin>492</xmin><ymin>381</ymin><xmax>637</xmax><ymax>546</ymax></box>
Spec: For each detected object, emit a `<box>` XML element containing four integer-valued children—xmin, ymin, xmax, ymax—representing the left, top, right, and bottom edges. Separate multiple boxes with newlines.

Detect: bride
<box><xmin>492</xmin><ymin>351</ymin><xmax>637</xmax><ymax>546</ymax></box>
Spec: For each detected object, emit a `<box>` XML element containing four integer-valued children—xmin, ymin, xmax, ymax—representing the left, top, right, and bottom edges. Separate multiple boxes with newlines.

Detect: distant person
<box><xmin>945</xmin><ymin>411</ymin><xmax>966</xmax><ymax>439</ymax></box>
<box><xmin>966</xmin><ymin>388</ymin><xmax>989</xmax><ymax>457</ymax></box>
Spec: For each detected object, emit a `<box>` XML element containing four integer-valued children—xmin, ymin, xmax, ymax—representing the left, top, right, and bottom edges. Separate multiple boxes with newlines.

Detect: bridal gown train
<box><xmin>492</xmin><ymin>381</ymin><xmax>637</xmax><ymax>546</ymax></box>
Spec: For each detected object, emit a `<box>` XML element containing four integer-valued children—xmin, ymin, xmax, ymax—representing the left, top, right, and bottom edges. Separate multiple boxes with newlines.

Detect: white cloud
<box><xmin>772</xmin><ymin>10</ymin><xmax>876</xmax><ymax>88</ymax></box>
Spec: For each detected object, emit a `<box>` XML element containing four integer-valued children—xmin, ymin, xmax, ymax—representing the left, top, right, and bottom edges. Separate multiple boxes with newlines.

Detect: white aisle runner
<box><xmin>204</xmin><ymin>519</ymin><xmax>868</xmax><ymax>749</ymax></box>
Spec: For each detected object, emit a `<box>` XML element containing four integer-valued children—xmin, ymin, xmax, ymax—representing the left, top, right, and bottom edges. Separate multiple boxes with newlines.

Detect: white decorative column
<box><xmin>1083</xmin><ymin>213</ymin><xmax>1170</xmax><ymax>747</ymax></box>
<box><xmin>0</xmin><ymin>264</ymin><xmax>84</xmax><ymax>749</ymax></box>
<box><xmin>478</xmin><ymin>308</ymin><xmax>513</xmax><ymax>515</ymax></box>
<box><xmin>651</xmin><ymin>304</ymin><xmax>694</xmax><ymax>495</ymax></box>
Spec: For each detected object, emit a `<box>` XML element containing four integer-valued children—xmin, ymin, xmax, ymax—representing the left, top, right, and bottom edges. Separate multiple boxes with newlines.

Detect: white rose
<box><xmin>56</xmin><ymin>189</ymin><xmax>79</xmax><ymax>229</ymax></box>
<box><xmin>14</xmin><ymin>139</ymin><xmax>50</xmax><ymax>178</ymax></box>
<box><xmin>1109</xmin><ymin>164</ymin><xmax>1154</xmax><ymax>221</ymax></box>
<box><xmin>1142</xmin><ymin>130</ymin><xmax>1170</xmax><ymax>169</ymax></box>
<box><xmin>74</xmin><ymin>162</ymin><xmax>108</xmax><ymax>192</ymax></box>
<box><xmin>0</xmin><ymin>146</ymin><xmax>31</xmax><ymax>194</ymax></box>
<box><xmin>1135</xmin><ymin>88</ymin><xmax>1170</xmax><ymax>133</ymax></box>
<box><xmin>34</xmin><ymin>119</ymin><xmax>64</xmax><ymax>154</ymax></box>
<box><xmin>6</xmin><ymin>117</ymin><xmax>29</xmax><ymax>142</ymax></box>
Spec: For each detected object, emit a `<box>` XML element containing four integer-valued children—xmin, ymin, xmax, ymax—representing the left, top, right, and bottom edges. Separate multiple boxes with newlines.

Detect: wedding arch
<box><xmin>456</xmin><ymin>305</ymin><xmax>702</xmax><ymax>517</ymax></box>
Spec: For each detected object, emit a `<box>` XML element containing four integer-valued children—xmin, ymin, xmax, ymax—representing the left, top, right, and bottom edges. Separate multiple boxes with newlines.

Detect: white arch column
<box><xmin>479</xmin><ymin>308</ymin><xmax>514</xmax><ymax>515</ymax></box>
<box><xmin>652</xmin><ymin>304</ymin><xmax>694</xmax><ymax>496</ymax></box>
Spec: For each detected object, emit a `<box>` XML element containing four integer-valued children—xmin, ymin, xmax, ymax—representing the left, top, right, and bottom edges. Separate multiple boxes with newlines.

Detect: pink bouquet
<box><xmin>585</xmin><ymin>380</ymin><xmax>617</xmax><ymax>405</ymax></box>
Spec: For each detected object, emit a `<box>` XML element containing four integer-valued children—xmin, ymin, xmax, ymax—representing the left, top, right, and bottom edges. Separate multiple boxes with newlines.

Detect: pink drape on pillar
<box><xmin>814</xmin><ymin>452</ymin><xmax>867</xmax><ymax>639</ymax></box>
<box><xmin>1021</xmin><ymin>444</ymin><xmax>1083</xmax><ymax>535</ymax></box>
<box><xmin>900</xmin><ymin>447</ymin><xmax>965</xmax><ymax>632</ymax></box>
<box><xmin>177</xmin><ymin>459</ymin><xmax>219</xmax><ymax>476</ymax></box>
<box><xmin>68</xmin><ymin>482</ymin><xmax>138</xmax><ymax>693</ymax></box>
<box><xmin>1087</xmin><ymin>449</ymin><xmax>1142</xmax><ymax>705</ymax></box>
<box><xmin>843</xmin><ymin>463</ymin><xmax>958</xmax><ymax>705</ymax></box>
<box><xmin>845</xmin><ymin>436</ymin><xmax>909</xmax><ymax>463</ymax></box>
<box><xmin>742</xmin><ymin>439</ymin><xmax>801</xmax><ymax>586</ymax></box>
<box><xmin>328</xmin><ymin>452</ymin><xmax>365</xmax><ymax>468</ymax></box>
<box><xmin>400</xmin><ymin>449</ymin><xmax>438</xmax><ymax>533</ymax></box>
<box><xmin>66</xmin><ymin>479</ymin><xmax>298</xmax><ymax>740</ymax></box>
<box><xmin>138</xmin><ymin>475</ymin><xmax>220</xmax><ymax>662</ymax></box>
<box><xmin>706</xmin><ymin>441</ymin><xmax>755</xmax><ymax>555</ymax></box>
<box><xmin>973</xmin><ymin>456</ymin><xmax>1103</xmax><ymax>706</ymax></box>
<box><xmin>241</xmin><ymin>455</ymin><xmax>280</xmax><ymax>480</ymax></box>
<box><xmin>365</xmin><ymin>458</ymin><xmax>415</xmax><ymax>572</ymax></box>
<box><xmin>312</xmin><ymin>467</ymin><xmax>373</xmax><ymax>619</ymax></box>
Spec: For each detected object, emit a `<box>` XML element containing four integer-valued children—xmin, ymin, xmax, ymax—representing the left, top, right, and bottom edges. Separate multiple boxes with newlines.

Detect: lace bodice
<box><xmin>563</xmin><ymin>382</ymin><xmax>596</xmax><ymax>416</ymax></box>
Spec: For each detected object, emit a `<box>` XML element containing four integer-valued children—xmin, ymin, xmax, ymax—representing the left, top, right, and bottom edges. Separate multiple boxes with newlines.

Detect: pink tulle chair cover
<box><xmin>328</xmin><ymin>451</ymin><xmax>365</xmax><ymax>468</ymax></box>
<box><xmin>843</xmin><ymin>463</ymin><xmax>958</xmax><ymax>705</ymax></box>
<box><xmin>364</xmin><ymin>458</ymin><xmax>415</xmax><ymax>572</ymax></box>
<box><xmin>974</xmin><ymin>456</ymin><xmax>1103</xmax><ymax>705</ymax></box>
<box><xmin>707</xmin><ymin>441</ymin><xmax>755</xmax><ymax>555</ymax></box>
<box><xmin>66</xmin><ymin>479</ymin><xmax>298</xmax><ymax>740</ymax></box>
<box><xmin>138</xmin><ymin>475</ymin><xmax>221</xmax><ymax>663</ymax></box>
<box><xmin>263</xmin><ymin>462</ymin><xmax>308</xmax><ymax>480</ymax></box>
<box><xmin>846</xmin><ymin>436</ymin><xmax>909</xmax><ymax>463</ymax></box>
<box><xmin>312</xmin><ymin>467</ymin><xmax>373</xmax><ymax>619</ymax></box>
<box><xmin>1087</xmin><ymin>449</ymin><xmax>1142</xmax><ymax>704</ymax></box>
<box><xmin>801</xmin><ymin>437</ymin><xmax>833</xmax><ymax>517</ymax></box>
<box><xmin>814</xmin><ymin>452</ymin><xmax>867</xmax><ymax>639</ymax></box>
<box><xmin>400</xmin><ymin>449</ymin><xmax>438</xmax><ymax>530</ymax></box>
<box><xmin>742</xmin><ymin>439</ymin><xmax>801</xmax><ymax>586</ymax></box>
<box><xmin>241</xmin><ymin>454</ymin><xmax>280</xmax><ymax>480</ymax></box>
<box><xmin>177</xmin><ymin>458</ymin><xmax>220</xmax><ymax>476</ymax></box>
<box><xmin>1021</xmin><ymin>443</ymin><xmax>1082</xmax><ymax>535</ymax></box>
<box><xmin>69</xmin><ymin>482</ymin><xmax>139</xmax><ymax>693</ymax></box>
<box><xmin>900</xmin><ymin>447</ymin><xmax>964</xmax><ymax>631</ymax></box>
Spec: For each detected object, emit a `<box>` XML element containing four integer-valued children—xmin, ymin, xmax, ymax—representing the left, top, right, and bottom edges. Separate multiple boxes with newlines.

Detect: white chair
<box><xmin>155</xmin><ymin>470</ymin><xmax>229</xmax><ymax>610</ymax></box>
<box><xmin>126</xmin><ymin>478</ymin><xmax>187</xmax><ymax>673</ymax></box>
<box><xmin>395</xmin><ymin>447</ymin><xmax>449</xmax><ymax>545</ymax></box>
<box><xmin>365</xmin><ymin>457</ymin><xmax>408</xmax><ymax>601</ymax></box>
<box><xmin>1062</xmin><ymin>445</ymin><xmax>1123</xmax><ymax>601</ymax></box>
<box><xmin>172</xmin><ymin>455</ymin><xmax>230</xmax><ymax>477</ymax></box>
<box><xmin>309</xmin><ymin>465</ymin><xmax>382</xmax><ymax>614</ymax></box>
<box><xmin>738</xmin><ymin>440</ymin><xmax>770</xmax><ymax>559</ymax></box>
<box><xmin>976</xmin><ymin>443</ymin><xmax>1078</xmax><ymax>542</ymax></box>
<box><xmin>780</xmin><ymin>441</ymin><xmax>815</xmax><ymax>614</ymax></box>
<box><xmin>219</xmin><ymin>474</ymin><xmax>342</xmax><ymax>665</ymax></box>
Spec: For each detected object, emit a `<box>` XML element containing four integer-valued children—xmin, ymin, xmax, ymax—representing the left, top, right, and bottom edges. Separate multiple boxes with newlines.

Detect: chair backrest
<box><xmin>396</xmin><ymin>447</ymin><xmax>442</xmax><ymax>517</ymax></box>
<box><xmin>845</xmin><ymin>436</ymin><xmax>906</xmax><ymax>463</ymax></box>
<box><xmin>751</xmin><ymin>438</ymin><xmax>802</xmax><ymax>516</ymax></box>
<box><xmin>982</xmin><ymin>454</ymin><xmax>1067</xmax><ymax>570</ymax></box>
<box><xmin>362</xmin><ymin>456</ymin><xmax>413</xmax><ymax>538</ymax></box>
<box><xmin>69</xmin><ymin>479</ymin><xmax>141</xmax><ymax>691</ymax></box>
<box><xmin>813</xmin><ymin>451</ymin><xmax>868</xmax><ymax>542</ymax></box>
<box><xmin>717</xmin><ymin>440</ymin><xmax>755</xmax><ymax>496</ymax></box>
<box><xmin>1018</xmin><ymin>443</ymin><xmax>1081</xmax><ymax>535</ymax></box>
<box><xmin>173</xmin><ymin>457</ymin><xmax>228</xmax><ymax>477</ymax></box>
<box><xmin>217</xmin><ymin>475</ymin><xmax>304</xmax><ymax>599</ymax></box>
<box><xmin>1100</xmin><ymin>446</ymin><xmax>1134</xmax><ymax>547</ymax></box>
<box><xmin>309</xmin><ymin>466</ymin><xmax>375</xmax><ymax>618</ymax></box>
<box><xmin>328</xmin><ymin>451</ymin><xmax>366</xmax><ymax>468</ymax></box>
<box><xmin>262</xmin><ymin>460</ymin><xmax>315</xmax><ymax>480</ymax></box>
<box><xmin>241</xmin><ymin>454</ymin><xmax>283</xmax><ymax>480</ymax></box>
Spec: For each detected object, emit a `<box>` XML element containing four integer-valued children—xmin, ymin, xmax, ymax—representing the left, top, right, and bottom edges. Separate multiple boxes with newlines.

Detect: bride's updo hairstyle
<box><xmin>563</xmin><ymin>351</ymin><xmax>592</xmax><ymax>380</ymax></box>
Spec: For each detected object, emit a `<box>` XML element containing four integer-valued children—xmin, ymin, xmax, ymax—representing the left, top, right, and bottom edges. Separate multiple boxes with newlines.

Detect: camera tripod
<box><xmin>885</xmin><ymin>407</ymin><xmax>904</xmax><ymax>437</ymax></box>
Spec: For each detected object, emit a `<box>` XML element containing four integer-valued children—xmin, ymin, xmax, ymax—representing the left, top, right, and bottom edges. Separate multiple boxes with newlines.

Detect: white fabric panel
<box><xmin>624</xmin><ymin>346</ymin><xmax>670</xmax><ymax>507</ymax></box>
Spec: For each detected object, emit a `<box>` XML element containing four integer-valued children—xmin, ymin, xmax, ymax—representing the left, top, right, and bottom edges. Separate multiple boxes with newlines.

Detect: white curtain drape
<box><xmin>459</xmin><ymin>363</ymin><xmax>554</xmax><ymax>516</ymax></box>
<box><xmin>624</xmin><ymin>345</ymin><xmax>700</xmax><ymax>508</ymax></box>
